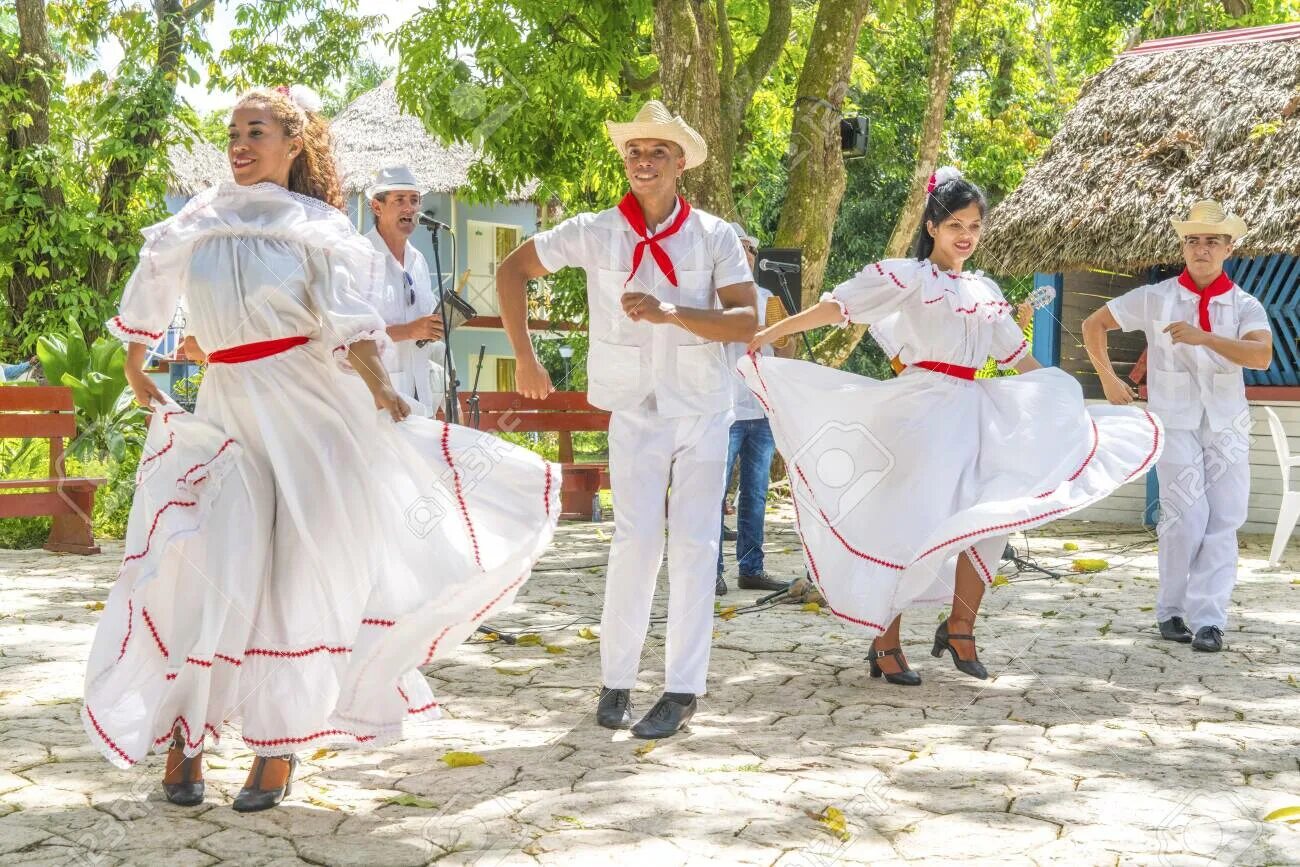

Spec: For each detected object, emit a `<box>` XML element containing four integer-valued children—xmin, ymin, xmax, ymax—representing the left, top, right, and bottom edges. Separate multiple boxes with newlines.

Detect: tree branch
<box><xmin>183</xmin><ymin>0</ymin><xmax>219</xmax><ymax>23</ymax></box>
<box><xmin>717</xmin><ymin>0</ymin><xmax>736</xmax><ymax>89</ymax></box>
<box><xmin>736</xmin><ymin>0</ymin><xmax>792</xmax><ymax>97</ymax></box>
<box><xmin>621</xmin><ymin>60</ymin><xmax>660</xmax><ymax>92</ymax></box>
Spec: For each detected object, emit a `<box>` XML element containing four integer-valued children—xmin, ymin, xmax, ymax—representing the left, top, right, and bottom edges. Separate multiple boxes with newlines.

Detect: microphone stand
<box><xmin>424</xmin><ymin>221</ymin><xmax>460</xmax><ymax>424</ymax></box>
<box><xmin>771</xmin><ymin>267</ymin><xmax>817</xmax><ymax>361</ymax></box>
<box><xmin>467</xmin><ymin>345</ymin><xmax>486</xmax><ymax>430</ymax></box>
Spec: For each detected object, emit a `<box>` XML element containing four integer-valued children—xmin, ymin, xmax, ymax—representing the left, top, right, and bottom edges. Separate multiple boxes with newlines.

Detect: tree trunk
<box><xmin>85</xmin><ymin>0</ymin><xmax>188</xmax><ymax>298</ymax></box>
<box><xmin>772</xmin><ymin>0</ymin><xmax>870</xmax><ymax>311</ymax></box>
<box><xmin>3</xmin><ymin>0</ymin><xmax>67</xmax><ymax>331</ymax></box>
<box><xmin>815</xmin><ymin>0</ymin><xmax>960</xmax><ymax>367</ymax></box>
<box><xmin>651</xmin><ymin>0</ymin><xmax>790</xmax><ymax>218</ymax></box>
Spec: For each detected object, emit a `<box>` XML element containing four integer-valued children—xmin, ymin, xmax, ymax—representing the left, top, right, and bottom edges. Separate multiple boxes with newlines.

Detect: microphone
<box><xmin>759</xmin><ymin>258</ymin><xmax>801</xmax><ymax>274</ymax></box>
<box><xmin>418</xmin><ymin>211</ymin><xmax>451</xmax><ymax>231</ymax></box>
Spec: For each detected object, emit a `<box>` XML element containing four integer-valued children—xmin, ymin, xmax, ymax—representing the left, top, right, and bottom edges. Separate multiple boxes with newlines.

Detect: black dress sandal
<box><xmin>232</xmin><ymin>754</ymin><xmax>298</xmax><ymax>813</ymax></box>
<box><xmin>162</xmin><ymin>727</ymin><xmax>205</xmax><ymax>806</ymax></box>
<box><xmin>869</xmin><ymin>640</ymin><xmax>922</xmax><ymax>686</ymax></box>
<box><xmin>932</xmin><ymin>620</ymin><xmax>989</xmax><ymax>680</ymax></box>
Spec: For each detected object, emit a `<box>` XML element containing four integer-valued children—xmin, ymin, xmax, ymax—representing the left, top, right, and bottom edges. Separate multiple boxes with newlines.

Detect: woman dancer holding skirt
<box><xmin>743</xmin><ymin>168</ymin><xmax>1162</xmax><ymax>685</ymax></box>
<box><xmin>82</xmin><ymin>86</ymin><xmax>559</xmax><ymax>811</ymax></box>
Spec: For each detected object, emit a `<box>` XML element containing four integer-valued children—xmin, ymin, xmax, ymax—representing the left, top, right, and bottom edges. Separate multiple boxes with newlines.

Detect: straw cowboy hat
<box><xmin>366</xmin><ymin>165</ymin><xmax>422</xmax><ymax>199</ymax></box>
<box><xmin>1171</xmin><ymin>200</ymin><xmax>1248</xmax><ymax>241</ymax></box>
<box><xmin>606</xmin><ymin>100</ymin><xmax>708</xmax><ymax>170</ymax></box>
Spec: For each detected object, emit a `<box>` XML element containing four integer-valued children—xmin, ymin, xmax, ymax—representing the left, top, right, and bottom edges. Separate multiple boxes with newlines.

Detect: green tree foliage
<box><xmin>0</xmin><ymin>0</ymin><xmax>381</xmax><ymax>356</ymax></box>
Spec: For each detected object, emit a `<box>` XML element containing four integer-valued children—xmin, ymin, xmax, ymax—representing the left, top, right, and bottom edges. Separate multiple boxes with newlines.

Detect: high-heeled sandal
<box><xmin>869</xmin><ymin>640</ymin><xmax>922</xmax><ymax>686</ymax></box>
<box><xmin>232</xmin><ymin>754</ymin><xmax>298</xmax><ymax>813</ymax></box>
<box><xmin>931</xmin><ymin>619</ymin><xmax>988</xmax><ymax>680</ymax></box>
<box><xmin>162</xmin><ymin>727</ymin><xmax>205</xmax><ymax>806</ymax></box>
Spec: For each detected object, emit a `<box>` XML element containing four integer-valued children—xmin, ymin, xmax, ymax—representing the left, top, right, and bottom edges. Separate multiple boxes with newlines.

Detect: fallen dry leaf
<box><xmin>441</xmin><ymin>751</ymin><xmax>486</xmax><ymax>768</ymax></box>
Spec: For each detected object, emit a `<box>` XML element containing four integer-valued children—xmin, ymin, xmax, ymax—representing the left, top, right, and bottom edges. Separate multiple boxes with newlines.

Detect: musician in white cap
<box><xmin>716</xmin><ymin>222</ymin><xmax>794</xmax><ymax>595</ymax></box>
<box><xmin>496</xmin><ymin>100</ymin><xmax>758</xmax><ymax>738</ymax></box>
<box><xmin>364</xmin><ymin>165</ymin><xmax>446</xmax><ymax>416</ymax></box>
<box><xmin>1084</xmin><ymin>200</ymin><xmax>1272</xmax><ymax>653</ymax></box>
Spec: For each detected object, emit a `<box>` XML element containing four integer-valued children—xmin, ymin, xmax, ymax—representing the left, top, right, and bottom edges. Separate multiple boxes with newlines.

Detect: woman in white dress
<box><xmin>744</xmin><ymin>168</ymin><xmax>1162</xmax><ymax>684</ymax></box>
<box><xmin>83</xmin><ymin>87</ymin><xmax>560</xmax><ymax>811</ymax></box>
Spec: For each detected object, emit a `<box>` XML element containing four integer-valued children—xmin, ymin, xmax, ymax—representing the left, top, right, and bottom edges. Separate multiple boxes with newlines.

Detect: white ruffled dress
<box><xmin>739</xmin><ymin>258</ymin><xmax>1163</xmax><ymax>632</ymax></box>
<box><xmin>84</xmin><ymin>183</ymin><xmax>560</xmax><ymax>767</ymax></box>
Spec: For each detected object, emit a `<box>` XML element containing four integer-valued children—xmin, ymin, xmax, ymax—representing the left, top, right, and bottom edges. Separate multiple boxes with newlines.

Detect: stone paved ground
<box><xmin>2</xmin><ymin>509</ymin><xmax>1298</xmax><ymax>866</ymax></box>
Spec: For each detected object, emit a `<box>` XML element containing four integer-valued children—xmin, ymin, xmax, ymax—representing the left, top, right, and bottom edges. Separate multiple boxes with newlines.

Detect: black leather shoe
<box><xmin>596</xmin><ymin>686</ymin><xmax>633</xmax><ymax>729</ymax></box>
<box><xmin>931</xmin><ymin>620</ymin><xmax>988</xmax><ymax>680</ymax></box>
<box><xmin>722</xmin><ymin>526</ymin><xmax>738</xmax><ymax>541</ymax></box>
<box><xmin>1192</xmin><ymin>625</ymin><xmax>1224</xmax><ymax>652</ymax></box>
<box><xmin>162</xmin><ymin>729</ymin><xmax>205</xmax><ymax>806</ymax></box>
<box><xmin>631</xmin><ymin>692</ymin><xmax>696</xmax><ymax>739</ymax></box>
<box><xmin>737</xmin><ymin>572</ymin><xmax>789</xmax><ymax>592</ymax></box>
<box><xmin>1158</xmin><ymin>616</ymin><xmax>1194</xmax><ymax>643</ymax></box>
<box><xmin>232</xmin><ymin>754</ymin><xmax>297</xmax><ymax>813</ymax></box>
<box><xmin>715</xmin><ymin>575</ymin><xmax>728</xmax><ymax>595</ymax></box>
<box><xmin>869</xmin><ymin>640</ymin><xmax>921</xmax><ymax>686</ymax></box>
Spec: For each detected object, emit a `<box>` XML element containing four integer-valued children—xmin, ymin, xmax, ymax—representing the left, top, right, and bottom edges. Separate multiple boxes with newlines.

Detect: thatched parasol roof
<box><xmin>330</xmin><ymin>81</ymin><xmax>536</xmax><ymax>200</ymax></box>
<box><xmin>980</xmin><ymin>28</ymin><xmax>1300</xmax><ymax>275</ymax></box>
<box><xmin>165</xmin><ymin>129</ymin><xmax>231</xmax><ymax>195</ymax></box>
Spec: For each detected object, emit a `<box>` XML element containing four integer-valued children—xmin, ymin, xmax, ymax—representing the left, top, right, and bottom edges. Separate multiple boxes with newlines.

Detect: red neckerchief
<box><xmin>617</xmin><ymin>192</ymin><xmax>692</xmax><ymax>287</ymax></box>
<box><xmin>1177</xmin><ymin>269</ymin><xmax>1233</xmax><ymax>332</ymax></box>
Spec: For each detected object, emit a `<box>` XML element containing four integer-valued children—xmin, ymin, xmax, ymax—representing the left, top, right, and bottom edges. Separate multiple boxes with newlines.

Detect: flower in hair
<box><xmin>927</xmin><ymin>165</ymin><xmax>963</xmax><ymax>194</ymax></box>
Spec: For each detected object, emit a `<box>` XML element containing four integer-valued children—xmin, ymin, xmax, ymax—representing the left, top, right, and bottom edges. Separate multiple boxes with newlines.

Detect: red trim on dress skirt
<box><xmin>138</xmin><ymin>432</ymin><xmax>175</xmax><ymax>471</ymax></box>
<box><xmin>179</xmin><ymin>439</ymin><xmax>236</xmax><ymax>485</ymax></box>
<box><xmin>789</xmin><ymin>492</ymin><xmax>888</xmax><ymax>631</ymax></box>
<box><xmin>361</xmin><ymin>618</ymin><xmax>395</xmax><ymax>627</ymax></box>
<box><xmin>422</xmin><ymin>569</ymin><xmax>529</xmax><ymax>665</ymax></box>
<box><xmin>441</xmin><ymin>423</ymin><xmax>483</xmax><ymax>569</ymax></box>
<box><xmin>543</xmin><ymin>464</ymin><xmax>553</xmax><ymax>517</ymax></box>
<box><xmin>85</xmin><ymin>705</ymin><xmax>136</xmax><ymax>766</ymax></box>
<box><xmin>141</xmin><ymin>607</ymin><xmax>169</xmax><ymax>658</ymax></box>
<box><xmin>243</xmin><ymin>729</ymin><xmax>377</xmax><ymax>748</ymax></box>
<box><xmin>244</xmin><ymin>645</ymin><xmax>350</xmax><ymax>659</ymax></box>
<box><xmin>117</xmin><ymin>600</ymin><xmax>134</xmax><ymax>662</ymax></box>
<box><xmin>969</xmin><ymin>545</ymin><xmax>994</xmax><ymax>584</ymax></box>
<box><xmin>123</xmin><ymin>499</ymin><xmax>197</xmax><ymax>565</ymax></box>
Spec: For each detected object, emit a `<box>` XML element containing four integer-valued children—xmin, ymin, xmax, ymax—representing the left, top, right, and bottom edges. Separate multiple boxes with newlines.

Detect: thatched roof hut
<box><xmin>330</xmin><ymin>81</ymin><xmax>536</xmax><ymax>200</ymax></box>
<box><xmin>165</xmin><ymin>129</ymin><xmax>231</xmax><ymax>195</ymax></box>
<box><xmin>980</xmin><ymin>23</ymin><xmax>1300</xmax><ymax>275</ymax></box>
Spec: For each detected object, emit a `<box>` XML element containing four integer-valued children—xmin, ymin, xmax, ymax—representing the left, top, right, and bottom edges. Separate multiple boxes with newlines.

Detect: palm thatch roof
<box><xmin>980</xmin><ymin>26</ymin><xmax>1300</xmax><ymax>275</ymax></box>
<box><xmin>330</xmin><ymin>81</ymin><xmax>536</xmax><ymax>200</ymax></box>
<box><xmin>165</xmin><ymin>130</ymin><xmax>231</xmax><ymax>195</ymax></box>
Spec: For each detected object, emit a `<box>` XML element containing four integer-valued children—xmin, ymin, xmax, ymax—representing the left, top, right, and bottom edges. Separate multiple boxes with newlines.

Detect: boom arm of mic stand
<box><xmin>774</xmin><ymin>270</ymin><xmax>818</xmax><ymax>363</ymax></box>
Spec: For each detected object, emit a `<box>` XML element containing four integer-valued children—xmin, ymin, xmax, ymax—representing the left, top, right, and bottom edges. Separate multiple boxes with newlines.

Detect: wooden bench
<box><xmin>0</xmin><ymin>386</ymin><xmax>105</xmax><ymax>554</ymax></box>
<box><xmin>458</xmin><ymin>392</ymin><xmax>610</xmax><ymax>520</ymax></box>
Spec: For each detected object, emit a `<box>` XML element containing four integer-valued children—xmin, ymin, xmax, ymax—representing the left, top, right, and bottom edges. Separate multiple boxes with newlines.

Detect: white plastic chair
<box><xmin>1264</xmin><ymin>406</ymin><xmax>1300</xmax><ymax>565</ymax></box>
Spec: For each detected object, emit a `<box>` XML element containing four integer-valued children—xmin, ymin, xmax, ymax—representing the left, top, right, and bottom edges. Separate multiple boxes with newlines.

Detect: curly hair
<box><xmin>233</xmin><ymin>88</ymin><xmax>345</xmax><ymax>212</ymax></box>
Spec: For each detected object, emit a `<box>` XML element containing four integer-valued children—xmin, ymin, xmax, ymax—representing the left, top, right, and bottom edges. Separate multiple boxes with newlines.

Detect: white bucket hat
<box><xmin>606</xmin><ymin>100</ymin><xmax>708</xmax><ymax>170</ymax></box>
<box><xmin>1171</xmin><ymin>200</ymin><xmax>1248</xmax><ymax>241</ymax></box>
<box><xmin>728</xmin><ymin>221</ymin><xmax>759</xmax><ymax>249</ymax></box>
<box><xmin>366</xmin><ymin>165</ymin><xmax>422</xmax><ymax>200</ymax></box>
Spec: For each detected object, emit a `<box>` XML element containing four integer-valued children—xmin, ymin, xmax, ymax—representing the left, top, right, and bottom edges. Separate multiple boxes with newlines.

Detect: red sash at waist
<box><xmin>207</xmin><ymin>336</ymin><xmax>309</xmax><ymax>365</ymax></box>
<box><xmin>913</xmin><ymin>360</ymin><xmax>977</xmax><ymax>380</ymax></box>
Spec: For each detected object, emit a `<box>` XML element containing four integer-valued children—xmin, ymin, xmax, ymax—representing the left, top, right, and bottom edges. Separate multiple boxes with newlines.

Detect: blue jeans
<box><xmin>717</xmin><ymin>418</ymin><xmax>776</xmax><ymax>576</ymax></box>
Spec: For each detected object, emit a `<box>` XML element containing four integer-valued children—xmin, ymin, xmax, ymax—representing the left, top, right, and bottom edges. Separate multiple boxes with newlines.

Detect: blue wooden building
<box><xmin>981</xmin><ymin>23</ymin><xmax>1300</xmax><ymax>534</ymax></box>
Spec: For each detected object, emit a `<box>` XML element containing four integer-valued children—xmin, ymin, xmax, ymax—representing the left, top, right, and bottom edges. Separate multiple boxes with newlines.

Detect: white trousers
<box><xmin>601</xmin><ymin>402</ymin><xmax>731</xmax><ymax>695</ymax></box>
<box><xmin>1155</xmin><ymin>417</ymin><xmax>1250</xmax><ymax>631</ymax></box>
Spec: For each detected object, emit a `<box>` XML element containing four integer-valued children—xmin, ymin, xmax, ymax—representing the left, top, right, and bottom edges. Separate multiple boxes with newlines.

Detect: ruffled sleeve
<box><xmin>823</xmin><ymin>259</ymin><xmax>925</xmax><ymax>328</ymax></box>
<box><xmin>990</xmin><ymin>314</ymin><xmax>1031</xmax><ymax>370</ymax></box>
<box><xmin>306</xmin><ymin>239</ymin><xmax>396</xmax><ymax>373</ymax></box>
<box><xmin>106</xmin><ymin>218</ymin><xmax>190</xmax><ymax>348</ymax></box>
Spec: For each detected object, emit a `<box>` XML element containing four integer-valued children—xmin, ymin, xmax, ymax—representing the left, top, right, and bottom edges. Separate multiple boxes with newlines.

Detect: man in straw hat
<box><xmin>364</xmin><ymin>165</ymin><xmax>446</xmax><ymax>416</ymax></box>
<box><xmin>496</xmin><ymin>100</ymin><xmax>758</xmax><ymax>737</ymax></box>
<box><xmin>1083</xmin><ymin>200</ymin><xmax>1272</xmax><ymax>653</ymax></box>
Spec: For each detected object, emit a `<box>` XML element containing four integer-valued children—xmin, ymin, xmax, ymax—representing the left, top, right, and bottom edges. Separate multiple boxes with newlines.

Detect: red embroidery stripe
<box><xmin>874</xmin><ymin>261</ymin><xmax>907</xmax><ymax>291</ymax></box>
<box><xmin>116</xmin><ymin>600</ymin><xmax>134</xmax><ymax>662</ymax></box>
<box><xmin>794</xmin><ymin>466</ymin><xmax>906</xmax><ymax>570</ymax></box>
<box><xmin>407</xmin><ymin>700</ymin><xmax>439</xmax><ymax>715</ymax></box>
<box><xmin>86</xmin><ymin>705</ymin><xmax>136</xmax><ymax>766</ymax></box>
<box><xmin>111</xmin><ymin>316</ymin><xmax>163</xmax><ymax>340</ymax></box>
<box><xmin>441</xmin><ymin>423</ymin><xmax>482</xmax><ymax>569</ymax></box>
<box><xmin>361</xmin><ymin>618</ymin><xmax>395</xmax><ymax>627</ymax></box>
<box><xmin>243</xmin><ymin>729</ymin><xmax>376</xmax><ymax>748</ymax></box>
<box><xmin>997</xmin><ymin>339</ymin><xmax>1028</xmax><ymax>365</ymax></box>
<box><xmin>165</xmin><ymin>673</ymin><xmax>177</xmax><ymax>680</ymax></box>
<box><xmin>543</xmin><ymin>464</ymin><xmax>553</xmax><ymax>518</ymax></box>
<box><xmin>244</xmin><ymin>645</ymin><xmax>350</xmax><ymax>659</ymax></box>
<box><xmin>423</xmin><ymin>569</ymin><xmax>529</xmax><ymax>665</ymax></box>
<box><xmin>122</xmin><ymin>499</ymin><xmax>197</xmax><ymax>564</ymax></box>
<box><xmin>1123</xmin><ymin>411</ymin><xmax>1161</xmax><ymax>483</ymax></box>
<box><xmin>970</xmin><ymin>546</ymin><xmax>993</xmax><ymax>584</ymax></box>
<box><xmin>789</xmin><ymin>492</ymin><xmax>887</xmax><ymax>631</ymax></box>
<box><xmin>185</xmin><ymin>656</ymin><xmax>212</xmax><ymax>667</ymax></box>
<box><xmin>141</xmin><ymin>607</ymin><xmax>168</xmax><ymax>658</ymax></box>
<box><xmin>214</xmin><ymin>653</ymin><xmax>242</xmax><ymax>666</ymax></box>
<box><xmin>180</xmin><ymin>439</ymin><xmax>236</xmax><ymax>485</ymax></box>
<box><xmin>138</xmin><ymin>432</ymin><xmax>175</xmax><ymax>470</ymax></box>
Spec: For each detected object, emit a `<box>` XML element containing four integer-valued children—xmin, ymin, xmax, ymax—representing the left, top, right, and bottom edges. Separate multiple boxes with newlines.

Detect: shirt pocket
<box><xmin>674</xmin><ymin>268</ymin><xmax>716</xmax><ymax>311</ymax></box>
<box><xmin>675</xmin><ymin>342</ymin><xmax>729</xmax><ymax>396</ymax></box>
